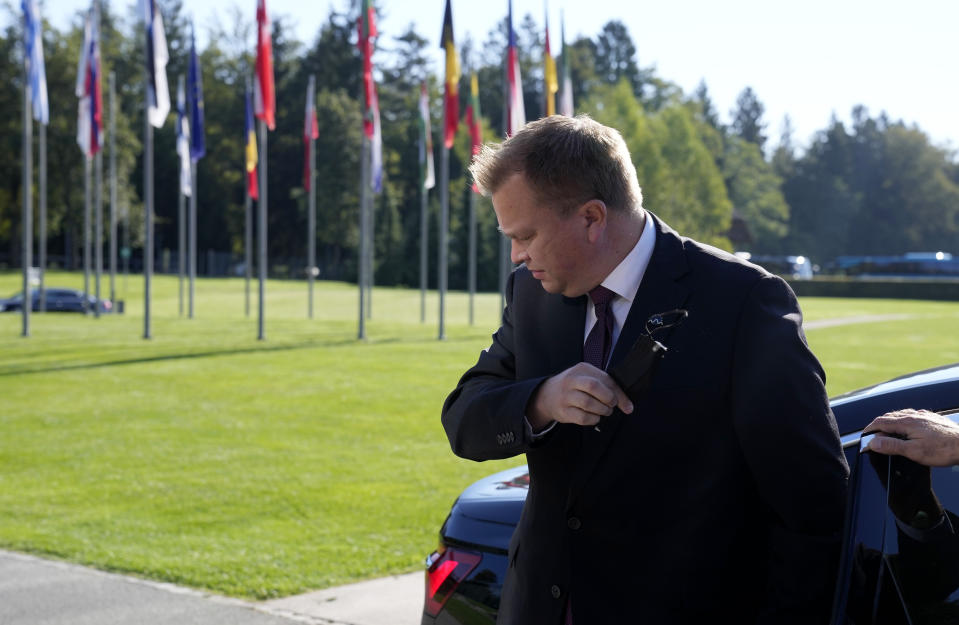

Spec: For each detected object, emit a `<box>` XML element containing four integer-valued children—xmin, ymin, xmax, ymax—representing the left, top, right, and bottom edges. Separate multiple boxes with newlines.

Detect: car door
<box><xmin>832</xmin><ymin>412</ymin><xmax>959</xmax><ymax>624</ymax></box>
<box><xmin>46</xmin><ymin>290</ymin><xmax>69</xmax><ymax>312</ymax></box>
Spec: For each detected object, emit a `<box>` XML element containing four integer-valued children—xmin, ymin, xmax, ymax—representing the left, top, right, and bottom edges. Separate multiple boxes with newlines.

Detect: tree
<box><xmin>593</xmin><ymin>20</ymin><xmax>642</xmax><ymax>99</ymax></box>
<box><xmin>581</xmin><ymin>80</ymin><xmax>732</xmax><ymax>249</ymax></box>
<box><xmin>730</xmin><ymin>86</ymin><xmax>767</xmax><ymax>153</ymax></box>
<box><xmin>722</xmin><ymin>136</ymin><xmax>789</xmax><ymax>252</ymax></box>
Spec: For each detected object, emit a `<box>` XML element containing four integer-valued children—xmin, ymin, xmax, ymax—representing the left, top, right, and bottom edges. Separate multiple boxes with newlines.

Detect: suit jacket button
<box><xmin>567</xmin><ymin>517</ymin><xmax>581</xmax><ymax>530</ymax></box>
<box><xmin>551</xmin><ymin>584</ymin><xmax>562</xmax><ymax>599</ymax></box>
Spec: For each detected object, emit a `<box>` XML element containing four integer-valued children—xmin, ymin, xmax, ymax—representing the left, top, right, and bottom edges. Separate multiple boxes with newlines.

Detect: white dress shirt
<box><xmin>528</xmin><ymin>213</ymin><xmax>655</xmax><ymax>436</ymax></box>
<box><xmin>583</xmin><ymin>213</ymin><xmax>657</xmax><ymax>366</ymax></box>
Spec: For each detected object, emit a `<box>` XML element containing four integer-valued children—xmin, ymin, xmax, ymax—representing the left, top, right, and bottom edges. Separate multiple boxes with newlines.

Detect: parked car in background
<box><xmin>735</xmin><ymin>252</ymin><xmax>815</xmax><ymax>280</ymax></box>
<box><xmin>0</xmin><ymin>288</ymin><xmax>112</xmax><ymax>313</ymax></box>
<box><xmin>423</xmin><ymin>364</ymin><xmax>959</xmax><ymax>624</ymax></box>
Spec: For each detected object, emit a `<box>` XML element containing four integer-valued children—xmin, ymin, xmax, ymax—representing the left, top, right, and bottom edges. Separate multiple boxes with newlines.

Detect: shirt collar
<box><xmin>601</xmin><ymin>211</ymin><xmax>656</xmax><ymax>304</ymax></box>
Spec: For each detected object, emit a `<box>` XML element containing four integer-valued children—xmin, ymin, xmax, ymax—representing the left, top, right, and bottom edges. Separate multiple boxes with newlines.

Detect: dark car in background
<box><xmin>0</xmin><ymin>288</ymin><xmax>112</xmax><ymax>313</ymax></box>
<box><xmin>735</xmin><ymin>252</ymin><xmax>815</xmax><ymax>280</ymax></box>
<box><xmin>423</xmin><ymin>364</ymin><xmax>959</xmax><ymax>624</ymax></box>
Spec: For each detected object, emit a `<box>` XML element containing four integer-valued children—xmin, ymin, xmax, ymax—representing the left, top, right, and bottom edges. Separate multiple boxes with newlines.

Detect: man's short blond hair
<box><xmin>469</xmin><ymin>115</ymin><xmax>643</xmax><ymax>216</ymax></box>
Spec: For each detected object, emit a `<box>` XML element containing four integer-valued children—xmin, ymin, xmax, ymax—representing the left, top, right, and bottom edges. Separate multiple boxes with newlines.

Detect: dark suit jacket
<box><xmin>441</xmin><ymin>215</ymin><xmax>850</xmax><ymax>625</ymax></box>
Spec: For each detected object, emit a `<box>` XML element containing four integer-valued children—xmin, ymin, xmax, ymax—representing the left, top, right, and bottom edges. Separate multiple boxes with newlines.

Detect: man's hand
<box><xmin>864</xmin><ymin>409</ymin><xmax>959</xmax><ymax>467</ymax></box>
<box><xmin>528</xmin><ymin>362</ymin><xmax>634</xmax><ymax>430</ymax></box>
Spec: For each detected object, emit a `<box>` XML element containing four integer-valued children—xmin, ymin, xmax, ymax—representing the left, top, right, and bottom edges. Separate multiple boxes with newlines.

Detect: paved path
<box><xmin>0</xmin><ymin>550</ymin><xmax>422</xmax><ymax>625</ymax></box>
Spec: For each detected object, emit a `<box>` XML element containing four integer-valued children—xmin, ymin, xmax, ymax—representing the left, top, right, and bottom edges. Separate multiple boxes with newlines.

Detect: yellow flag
<box><xmin>544</xmin><ymin>21</ymin><xmax>558</xmax><ymax>116</ymax></box>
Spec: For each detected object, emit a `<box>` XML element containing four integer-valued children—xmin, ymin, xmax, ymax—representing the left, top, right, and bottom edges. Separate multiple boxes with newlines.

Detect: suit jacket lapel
<box><xmin>566</xmin><ymin>214</ymin><xmax>691</xmax><ymax>509</ymax></box>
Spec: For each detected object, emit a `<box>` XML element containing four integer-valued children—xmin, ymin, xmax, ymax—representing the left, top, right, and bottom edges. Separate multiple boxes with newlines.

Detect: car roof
<box><xmin>831</xmin><ymin>362</ymin><xmax>959</xmax><ymax>407</ymax></box>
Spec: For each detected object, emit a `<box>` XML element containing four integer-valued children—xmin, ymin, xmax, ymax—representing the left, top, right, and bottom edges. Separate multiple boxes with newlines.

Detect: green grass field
<box><xmin>1</xmin><ymin>270</ymin><xmax>959</xmax><ymax>599</ymax></box>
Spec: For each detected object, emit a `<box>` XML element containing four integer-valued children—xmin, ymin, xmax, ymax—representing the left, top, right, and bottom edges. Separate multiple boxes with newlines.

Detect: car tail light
<box><xmin>423</xmin><ymin>544</ymin><xmax>481</xmax><ymax>617</ymax></box>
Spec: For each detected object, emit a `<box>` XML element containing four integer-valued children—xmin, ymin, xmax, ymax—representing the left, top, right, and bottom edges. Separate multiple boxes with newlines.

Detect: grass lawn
<box><xmin>1</xmin><ymin>270</ymin><xmax>958</xmax><ymax>599</ymax></box>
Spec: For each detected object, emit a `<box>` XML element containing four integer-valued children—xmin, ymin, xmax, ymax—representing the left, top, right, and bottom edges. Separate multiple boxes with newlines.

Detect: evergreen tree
<box><xmin>730</xmin><ymin>86</ymin><xmax>767</xmax><ymax>153</ymax></box>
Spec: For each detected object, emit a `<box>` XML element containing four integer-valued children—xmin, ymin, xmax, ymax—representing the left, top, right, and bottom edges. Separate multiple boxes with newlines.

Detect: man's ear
<box><xmin>580</xmin><ymin>200</ymin><xmax>608</xmax><ymax>242</ymax></box>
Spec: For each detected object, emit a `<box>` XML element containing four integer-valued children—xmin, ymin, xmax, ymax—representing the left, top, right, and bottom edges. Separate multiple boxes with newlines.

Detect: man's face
<box><xmin>492</xmin><ymin>173</ymin><xmax>594</xmax><ymax>297</ymax></box>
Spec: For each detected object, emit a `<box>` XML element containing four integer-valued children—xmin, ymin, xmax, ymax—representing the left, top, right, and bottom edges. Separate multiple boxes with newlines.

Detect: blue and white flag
<box><xmin>176</xmin><ymin>78</ymin><xmax>191</xmax><ymax>197</ymax></box>
<box><xmin>21</xmin><ymin>0</ymin><xmax>48</xmax><ymax>125</ymax></box>
<box><xmin>187</xmin><ymin>31</ymin><xmax>205</xmax><ymax>161</ymax></box>
<box><xmin>141</xmin><ymin>0</ymin><xmax>169</xmax><ymax>128</ymax></box>
<box><xmin>75</xmin><ymin>4</ymin><xmax>102</xmax><ymax>157</ymax></box>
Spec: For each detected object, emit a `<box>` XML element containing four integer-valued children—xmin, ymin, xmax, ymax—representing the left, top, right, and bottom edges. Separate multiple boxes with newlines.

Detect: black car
<box><xmin>0</xmin><ymin>288</ymin><xmax>112</xmax><ymax>313</ymax></box>
<box><xmin>423</xmin><ymin>364</ymin><xmax>959</xmax><ymax>624</ymax></box>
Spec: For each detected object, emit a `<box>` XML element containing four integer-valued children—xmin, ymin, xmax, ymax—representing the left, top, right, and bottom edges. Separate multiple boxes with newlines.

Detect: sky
<box><xmin>35</xmin><ymin>0</ymin><xmax>959</xmax><ymax>153</ymax></box>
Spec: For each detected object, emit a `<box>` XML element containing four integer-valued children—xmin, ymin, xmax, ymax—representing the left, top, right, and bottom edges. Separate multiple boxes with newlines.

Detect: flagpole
<box><xmin>95</xmin><ymin>148</ymin><xmax>103</xmax><ymax>319</ymax></box>
<box><xmin>367</xmin><ymin>192</ymin><xmax>373</xmax><ymax>319</ymax></box>
<box><xmin>84</xmin><ymin>155</ymin><xmax>91</xmax><ymax>315</ymax></box>
<box><xmin>188</xmin><ymin>30</ymin><xmax>202</xmax><ymax>322</ymax></box>
<box><xmin>419</xmin><ymin>171</ymin><xmax>428</xmax><ymax>324</ymax></box>
<box><xmin>257</xmin><ymin>119</ymin><xmax>267</xmax><ymax>341</ymax></box>
<box><xmin>244</xmin><ymin>77</ymin><xmax>252</xmax><ymax>318</ymax></box>
<box><xmin>307</xmin><ymin>76</ymin><xmax>316</xmax><ymax>320</ymax></box>
<box><xmin>358</xmin><ymin>135</ymin><xmax>369</xmax><ymax>340</ymax></box>
<box><xmin>245</xmin><ymin>181</ymin><xmax>252</xmax><ymax>317</ymax></box>
<box><xmin>499</xmin><ymin>25</ymin><xmax>509</xmax><ymax>313</ymax></box>
<box><xmin>143</xmin><ymin>92</ymin><xmax>153</xmax><ymax>339</ymax></box>
<box><xmin>189</xmin><ymin>158</ymin><xmax>197</xmax><ymax>319</ymax></box>
<box><xmin>177</xmin><ymin>77</ymin><xmax>185</xmax><ymax>317</ymax></box>
<box><xmin>109</xmin><ymin>71</ymin><xmax>117</xmax><ymax>307</ymax></box>
<box><xmin>468</xmin><ymin>188</ymin><xmax>476</xmax><ymax>325</ymax></box>
<box><xmin>21</xmin><ymin>61</ymin><xmax>32</xmax><ymax>337</ymax></box>
<box><xmin>38</xmin><ymin>101</ymin><xmax>47</xmax><ymax>313</ymax></box>
<box><xmin>178</xmin><ymin>184</ymin><xmax>184</xmax><ymax>315</ymax></box>
<box><xmin>438</xmin><ymin>140</ymin><xmax>449</xmax><ymax>341</ymax></box>
<box><xmin>245</xmin><ymin>184</ymin><xmax>252</xmax><ymax>318</ymax></box>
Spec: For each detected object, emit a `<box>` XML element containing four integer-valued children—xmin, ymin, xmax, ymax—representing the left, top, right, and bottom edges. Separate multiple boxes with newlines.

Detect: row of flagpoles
<box><xmin>17</xmin><ymin>0</ymin><xmax>574</xmax><ymax>341</ymax></box>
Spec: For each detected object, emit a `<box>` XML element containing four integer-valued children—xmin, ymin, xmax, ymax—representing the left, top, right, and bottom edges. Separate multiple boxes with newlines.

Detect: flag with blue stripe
<box><xmin>21</xmin><ymin>0</ymin><xmax>48</xmax><ymax>125</ymax></box>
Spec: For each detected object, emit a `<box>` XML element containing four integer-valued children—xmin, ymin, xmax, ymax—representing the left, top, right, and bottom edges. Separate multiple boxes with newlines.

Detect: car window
<box><xmin>832</xmin><ymin>412</ymin><xmax>959</xmax><ymax>625</ymax></box>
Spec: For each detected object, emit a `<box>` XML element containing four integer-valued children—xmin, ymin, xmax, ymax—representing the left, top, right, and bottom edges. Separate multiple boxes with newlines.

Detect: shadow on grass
<box><xmin>0</xmin><ymin>332</ymin><xmax>486</xmax><ymax>377</ymax></box>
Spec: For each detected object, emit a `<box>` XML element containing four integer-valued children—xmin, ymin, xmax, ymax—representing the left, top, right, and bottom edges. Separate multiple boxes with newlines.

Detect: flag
<box><xmin>418</xmin><ymin>82</ymin><xmax>435</xmax><ymax>190</ymax></box>
<box><xmin>141</xmin><ymin>0</ymin><xmax>169</xmax><ymax>128</ymax></box>
<box><xmin>254</xmin><ymin>0</ymin><xmax>275</xmax><ymax>130</ymax></box>
<box><xmin>466</xmin><ymin>72</ymin><xmax>482</xmax><ymax>192</ymax></box>
<box><xmin>303</xmin><ymin>75</ymin><xmax>318</xmax><ymax>190</ymax></box>
<box><xmin>75</xmin><ymin>4</ymin><xmax>103</xmax><ymax>156</ymax></box>
<box><xmin>506</xmin><ymin>0</ymin><xmax>525</xmax><ymax>136</ymax></box>
<box><xmin>558</xmin><ymin>12</ymin><xmax>573</xmax><ymax>117</ymax></box>
<box><xmin>176</xmin><ymin>78</ymin><xmax>191</xmax><ymax>197</ymax></box>
<box><xmin>187</xmin><ymin>31</ymin><xmax>205</xmax><ymax>160</ymax></box>
<box><xmin>245</xmin><ymin>85</ymin><xmax>259</xmax><ymax>200</ymax></box>
<box><xmin>544</xmin><ymin>12</ymin><xmax>558</xmax><ymax>117</ymax></box>
<box><xmin>22</xmin><ymin>0</ymin><xmax>48</xmax><ymax>125</ymax></box>
<box><xmin>357</xmin><ymin>0</ymin><xmax>377</xmax><ymax>138</ymax></box>
<box><xmin>440</xmin><ymin>0</ymin><xmax>459</xmax><ymax>149</ymax></box>
<box><xmin>371</xmin><ymin>84</ymin><xmax>382</xmax><ymax>194</ymax></box>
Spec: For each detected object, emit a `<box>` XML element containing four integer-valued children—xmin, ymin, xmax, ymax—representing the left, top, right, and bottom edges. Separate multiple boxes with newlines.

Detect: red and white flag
<box><xmin>254</xmin><ymin>0</ymin><xmax>275</xmax><ymax>130</ymax></box>
<box><xmin>75</xmin><ymin>4</ymin><xmax>103</xmax><ymax>156</ymax></box>
<box><xmin>506</xmin><ymin>0</ymin><xmax>525</xmax><ymax>136</ymax></box>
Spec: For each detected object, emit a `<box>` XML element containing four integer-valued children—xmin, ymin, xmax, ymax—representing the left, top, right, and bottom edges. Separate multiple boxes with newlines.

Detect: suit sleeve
<box><xmin>441</xmin><ymin>272</ymin><xmax>548</xmax><ymax>461</ymax></box>
<box><xmin>729</xmin><ymin>275</ymin><xmax>850</xmax><ymax>625</ymax></box>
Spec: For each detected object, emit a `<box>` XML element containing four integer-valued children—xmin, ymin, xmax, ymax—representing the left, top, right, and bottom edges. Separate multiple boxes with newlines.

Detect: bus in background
<box><xmin>833</xmin><ymin>252</ymin><xmax>959</xmax><ymax>278</ymax></box>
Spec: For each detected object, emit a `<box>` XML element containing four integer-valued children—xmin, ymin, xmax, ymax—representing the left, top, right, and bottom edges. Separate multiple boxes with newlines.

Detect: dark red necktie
<box><xmin>569</xmin><ymin>286</ymin><xmax>616</xmax><ymax>624</ymax></box>
<box><xmin>583</xmin><ymin>285</ymin><xmax>615</xmax><ymax>369</ymax></box>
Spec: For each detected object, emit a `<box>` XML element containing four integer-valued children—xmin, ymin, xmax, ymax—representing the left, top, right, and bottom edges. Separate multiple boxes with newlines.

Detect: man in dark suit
<box><xmin>441</xmin><ymin>115</ymin><xmax>849</xmax><ymax>625</ymax></box>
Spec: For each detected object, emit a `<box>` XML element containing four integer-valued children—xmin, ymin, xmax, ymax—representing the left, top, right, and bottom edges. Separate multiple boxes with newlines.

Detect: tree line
<box><xmin>2</xmin><ymin>0</ymin><xmax>958</xmax><ymax>291</ymax></box>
